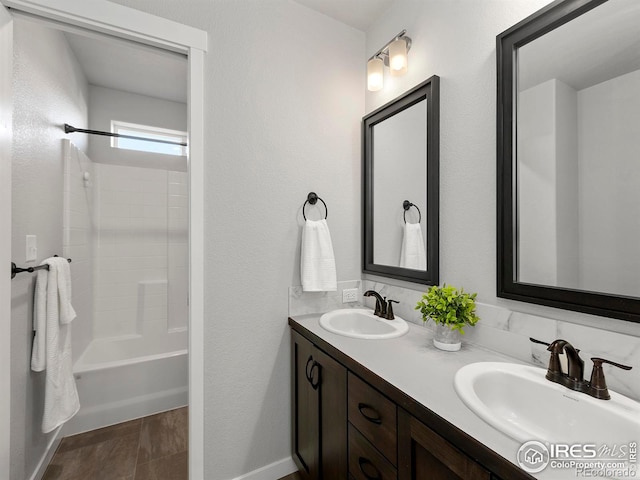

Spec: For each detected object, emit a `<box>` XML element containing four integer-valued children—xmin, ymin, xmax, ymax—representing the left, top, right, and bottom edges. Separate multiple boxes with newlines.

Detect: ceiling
<box><xmin>65</xmin><ymin>31</ymin><xmax>187</xmax><ymax>104</ymax></box>
<box><xmin>292</xmin><ymin>0</ymin><xmax>395</xmax><ymax>31</ymax></box>
<box><xmin>65</xmin><ymin>0</ymin><xmax>393</xmax><ymax>101</ymax></box>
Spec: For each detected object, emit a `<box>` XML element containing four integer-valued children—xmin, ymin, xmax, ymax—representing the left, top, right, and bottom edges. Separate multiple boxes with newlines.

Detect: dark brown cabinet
<box><xmin>398</xmin><ymin>409</ymin><xmax>491</xmax><ymax>480</ymax></box>
<box><xmin>291</xmin><ymin>330</ymin><xmax>347</xmax><ymax>480</ymax></box>
<box><xmin>290</xmin><ymin>320</ymin><xmax>533</xmax><ymax>480</ymax></box>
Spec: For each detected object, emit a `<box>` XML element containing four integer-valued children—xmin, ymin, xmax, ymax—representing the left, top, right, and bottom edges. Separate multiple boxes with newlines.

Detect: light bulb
<box><xmin>367</xmin><ymin>57</ymin><xmax>384</xmax><ymax>91</ymax></box>
<box><xmin>389</xmin><ymin>38</ymin><xmax>407</xmax><ymax>76</ymax></box>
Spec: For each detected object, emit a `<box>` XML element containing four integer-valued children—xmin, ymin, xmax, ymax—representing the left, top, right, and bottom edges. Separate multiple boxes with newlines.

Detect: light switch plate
<box><xmin>26</xmin><ymin>235</ymin><xmax>37</xmax><ymax>262</ymax></box>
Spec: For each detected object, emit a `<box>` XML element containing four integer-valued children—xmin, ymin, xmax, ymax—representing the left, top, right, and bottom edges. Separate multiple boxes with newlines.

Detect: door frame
<box><xmin>0</xmin><ymin>1</ymin><xmax>207</xmax><ymax>478</ymax></box>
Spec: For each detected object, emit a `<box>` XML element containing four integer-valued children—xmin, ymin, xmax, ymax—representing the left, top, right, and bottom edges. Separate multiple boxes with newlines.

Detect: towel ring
<box><xmin>303</xmin><ymin>192</ymin><xmax>328</xmax><ymax>221</ymax></box>
<box><xmin>403</xmin><ymin>200</ymin><xmax>421</xmax><ymax>224</ymax></box>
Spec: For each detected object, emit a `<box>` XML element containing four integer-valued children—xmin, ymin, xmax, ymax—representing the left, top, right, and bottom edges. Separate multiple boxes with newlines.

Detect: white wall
<box><xmin>365</xmin><ymin>0</ymin><xmax>640</xmax><ymax>339</ymax></box>
<box><xmin>88</xmin><ymin>85</ymin><xmax>187</xmax><ymax>171</ymax></box>
<box><xmin>554</xmin><ymin>79</ymin><xmax>579</xmax><ymax>288</ymax></box>
<box><xmin>578</xmin><ymin>69</ymin><xmax>640</xmax><ymax>297</ymax></box>
<box><xmin>11</xmin><ymin>19</ymin><xmax>88</xmax><ymax>480</ymax></box>
<box><xmin>108</xmin><ymin>1</ymin><xmax>364</xmax><ymax>478</ymax></box>
<box><xmin>366</xmin><ymin>0</ymin><xmax>556</xmax><ymax>304</ymax></box>
<box><xmin>517</xmin><ymin>79</ymin><xmax>559</xmax><ymax>286</ymax></box>
<box><xmin>100</xmin><ymin>1</ymin><xmax>640</xmax><ymax>479</ymax></box>
<box><xmin>517</xmin><ymin>78</ymin><xmax>579</xmax><ymax>287</ymax></box>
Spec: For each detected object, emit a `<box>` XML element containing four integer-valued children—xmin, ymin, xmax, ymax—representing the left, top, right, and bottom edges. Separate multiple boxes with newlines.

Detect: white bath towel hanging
<box><xmin>31</xmin><ymin>257</ymin><xmax>80</xmax><ymax>433</ymax></box>
<box><xmin>400</xmin><ymin>222</ymin><xmax>427</xmax><ymax>270</ymax></box>
<box><xmin>301</xmin><ymin>219</ymin><xmax>337</xmax><ymax>292</ymax></box>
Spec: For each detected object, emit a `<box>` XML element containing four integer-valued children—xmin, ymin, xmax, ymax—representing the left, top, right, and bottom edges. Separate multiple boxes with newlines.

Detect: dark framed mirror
<box><xmin>363</xmin><ymin>76</ymin><xmax>439</xmax><ymax>284</ymax></box>
<box><xmin>497</xmin><ymin>0</ymin><xmax>640</xmax><ymax>322</ymax></box>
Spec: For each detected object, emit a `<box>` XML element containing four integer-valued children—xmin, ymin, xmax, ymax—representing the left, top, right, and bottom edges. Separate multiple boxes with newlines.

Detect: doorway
<box><xmin>0</xmin><ymin>2</ymin><xmax>206</xmax><ymax>479</ymax></box>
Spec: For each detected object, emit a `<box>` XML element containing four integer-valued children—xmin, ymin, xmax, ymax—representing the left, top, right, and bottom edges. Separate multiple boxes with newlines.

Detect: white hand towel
<box><xmin>31</xmin><ymin>257</ymin><xmax>80</xmax><ymax>433</ymax></box>
<box><xmin>400</xmin><ymin>223</ymin><xmax>427</xmax><ymax>270</ymax></box>
<box><xmin>301</xmin><ymin>219</ymin><xmax>337</xmax><ymax>292</ymax></box>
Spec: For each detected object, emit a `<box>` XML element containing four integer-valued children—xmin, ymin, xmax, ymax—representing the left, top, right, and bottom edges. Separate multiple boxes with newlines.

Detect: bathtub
<box><xmin>63</xmin><ymin>331</ymin><xmax>188</xmax><ymax>436</ymax></box>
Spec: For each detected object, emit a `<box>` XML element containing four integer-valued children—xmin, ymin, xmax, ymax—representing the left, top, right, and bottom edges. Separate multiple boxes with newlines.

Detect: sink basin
<box><xmin>454</xmin><ymin>362</ymin><xmax>640</xmax><ymax>445</ymax></box>
<box><xmin>319</xmin><ymin>309</ymin><xmax>409</xmax><ymax>340</ymax></box>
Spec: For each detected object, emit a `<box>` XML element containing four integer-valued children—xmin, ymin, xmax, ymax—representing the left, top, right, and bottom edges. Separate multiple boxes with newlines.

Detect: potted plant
<box><xmin>415</xmin><ymin>284</ymin><xmax>479</xmax><ymax>351</ymax></box>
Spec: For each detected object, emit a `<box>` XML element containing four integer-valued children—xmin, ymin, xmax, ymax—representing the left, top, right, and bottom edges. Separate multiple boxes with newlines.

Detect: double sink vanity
<box><xmin>290</xmin><ymin>309</ymin><xmax>639</xmax><ymax>480</ymax></box>
<box><xmin>291</xmin><ymin>0</ymin><xmax>640</xmax><ymax>478</ymax></box>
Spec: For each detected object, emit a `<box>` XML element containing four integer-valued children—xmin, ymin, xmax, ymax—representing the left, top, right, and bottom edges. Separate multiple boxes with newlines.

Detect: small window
<box><xmin>111</xmin><ymin>121</ymin><xmax>187</xmax><ymax>156</ymax></box>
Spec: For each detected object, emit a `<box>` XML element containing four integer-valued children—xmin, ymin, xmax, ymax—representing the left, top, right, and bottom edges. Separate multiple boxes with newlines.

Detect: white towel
<box><xmin>31</xmin><ymin>257</ymin><xmax>80</xmax><ymax>433</ymax></box>
<box><xmin>301</xmin><ymin>219</ymin><xmax>337</xmax><ymax>292</ymax></box>
<box><xmin>400</xmin><ymin>222</ymin><xmax>427</xmax><ymax>270</ymax></box>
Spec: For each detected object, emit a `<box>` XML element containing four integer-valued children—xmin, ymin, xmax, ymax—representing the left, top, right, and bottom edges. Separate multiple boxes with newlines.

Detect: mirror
<box><xmin>497</xmin><ymin>0</ymin><xmax>640</xmax><ymax>322</ymax></box>
<box><xmin>363</xmin><ymin>76</ymin><xmax>440</xmax><ymax>284</ymax></box>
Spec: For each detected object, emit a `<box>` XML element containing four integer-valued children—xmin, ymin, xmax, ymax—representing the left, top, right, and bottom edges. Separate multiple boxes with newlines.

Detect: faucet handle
<box><xmin>529</xmin><ymin>337</ymin><xmax>551</xmax><ymax>347</ymax></box>
<box><xmin>588</xmin><ymin>357</ymin><xmax>632</xmax><ymax>400</ymax></box>
<box><xmin>384</xmin><ymin>299</ymin><xmax>399</xmax><ymax>320</ymax></box>
<box><xmin>544</xmin><ymin>339</ymin><xmax>568</xmax><ymax>379</ymax></box>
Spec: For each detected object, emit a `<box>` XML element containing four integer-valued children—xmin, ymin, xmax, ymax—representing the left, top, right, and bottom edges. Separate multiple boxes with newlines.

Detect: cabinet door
<box><xmin>291</xmin><ymin>331</ymin><xmax>348</xmax><ymax>480</ymax></box>
<box><xmin>315</xmin><ymin>347</ymin><xmax>347</xmax><ymax>480</ymax></box>
<box><xmin>292</xmin><ymin>332</ymin><xmax>320</xmax><ymax>479</ymax></box>
<box><xmin>398</xmin><ymin>409</ymin><xmax>491</xmax><ymax>480</ymax></box>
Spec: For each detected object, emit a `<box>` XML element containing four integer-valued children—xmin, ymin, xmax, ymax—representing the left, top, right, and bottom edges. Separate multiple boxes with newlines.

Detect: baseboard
<box><xmin>230</xmin><ymin>457</ymin><xmax>297</xmax><ymax>480</ymax></box>
<box><xmin>29</xmin><ymin>425</ymin><xmax>63</xmax><ymax>480</ymax></box>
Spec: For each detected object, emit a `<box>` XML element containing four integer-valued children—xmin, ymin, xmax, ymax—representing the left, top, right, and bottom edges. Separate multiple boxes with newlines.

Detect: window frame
<box><xmin>111</xmin><ymin>120</ymin><xmax>188</xmax><ymax>156</ymax></box>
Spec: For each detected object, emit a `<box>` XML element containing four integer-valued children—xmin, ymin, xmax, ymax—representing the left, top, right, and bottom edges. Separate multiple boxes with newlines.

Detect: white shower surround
<box><xmin>62</xmin><ymin>126</ymin><xmax>190</xmax><ymax>436</ymax></box>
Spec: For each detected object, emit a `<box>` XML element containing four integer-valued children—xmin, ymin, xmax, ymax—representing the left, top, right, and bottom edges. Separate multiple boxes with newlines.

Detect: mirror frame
<box><xmin>496</xmin><ymin>0</ymin><xmax>640</xmax><ymax>323</ymax></box>
<box><xmin>363</xmin><ymin>76</ymin><xmax>440</xmax><ymax>284</ymax></box>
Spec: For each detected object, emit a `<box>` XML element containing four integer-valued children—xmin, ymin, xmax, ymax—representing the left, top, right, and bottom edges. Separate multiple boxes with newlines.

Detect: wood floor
<box><xmin>43</xmin><ymin>408</ymin><xmax>300</xmax><ymax>480</ymax></box>
<box><xmin>278</xmin><ymin>473</ymin><xmax>302</xmax><ymax>480</ymax></box>
<box><xmin>43</xmin><ymin>407</ymin><xmax>188</xmax><ymax>480</ymax></box>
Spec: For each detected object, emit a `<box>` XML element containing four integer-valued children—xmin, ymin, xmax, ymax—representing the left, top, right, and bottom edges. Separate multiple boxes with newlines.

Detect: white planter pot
<box><xmin>433</xmin><ymin>323</ymin><xmax>462</xmax><ymax>351</ymax></box>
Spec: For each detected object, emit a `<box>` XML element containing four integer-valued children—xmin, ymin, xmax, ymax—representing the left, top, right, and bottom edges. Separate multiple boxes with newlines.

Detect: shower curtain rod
<box><xmin>64</xmin><ymin>124</ymin><xmax>188</xmax><ymax>147</ymax></box>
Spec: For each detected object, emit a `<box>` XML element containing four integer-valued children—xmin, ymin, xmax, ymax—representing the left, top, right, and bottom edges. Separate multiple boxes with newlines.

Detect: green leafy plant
<box><xmin>415</xmin><ymin>284</ymin><xmax>479</xmax><ymax>334</ymax></box>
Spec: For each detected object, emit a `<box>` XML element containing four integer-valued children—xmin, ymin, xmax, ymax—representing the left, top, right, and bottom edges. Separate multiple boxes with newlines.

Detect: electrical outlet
<box><xmin>342</xmin><ymin>288</ymin><xmax>358</xmax><ymax>303</ymax></box>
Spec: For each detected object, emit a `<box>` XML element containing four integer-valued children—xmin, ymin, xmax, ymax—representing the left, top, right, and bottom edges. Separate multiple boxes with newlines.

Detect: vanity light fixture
<box><xmin>367</xmin><ymin>30</ymin><xmax>412</xmax><ymax>91</ymax></box>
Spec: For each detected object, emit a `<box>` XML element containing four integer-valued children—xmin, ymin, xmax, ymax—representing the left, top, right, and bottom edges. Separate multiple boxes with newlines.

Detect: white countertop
<box><xmin>290</xmin><ymin>313</ymin><xmax>576</xmax><ymax>480</ymax></box>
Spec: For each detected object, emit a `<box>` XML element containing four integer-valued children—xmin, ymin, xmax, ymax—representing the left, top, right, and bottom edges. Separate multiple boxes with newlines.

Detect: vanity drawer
<box><xmin>348</xmin><ymin>373</ymin><xmax>397</xmax><ymax>466</ymax></box>
<box><xmin>349</xmin><ymin>423</ymin><xmax>397</xmax><ymax>480</ymax></box>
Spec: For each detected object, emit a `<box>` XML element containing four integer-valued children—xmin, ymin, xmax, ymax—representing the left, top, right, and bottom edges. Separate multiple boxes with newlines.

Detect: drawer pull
<box><xmin>357</xmin><ymin>403</ymin><xmax>382</xmax><ymax>425</ymax></box>
<box><xmin>358</xmin><ymin>457</ymin><xmax>382</xmax><ymax>480</ymax></box>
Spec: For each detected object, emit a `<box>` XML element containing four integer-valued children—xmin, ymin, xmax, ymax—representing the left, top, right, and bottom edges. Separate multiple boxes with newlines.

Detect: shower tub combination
<box><xmin>61</xmin><ymin>140</ymin><xmax>190</xmax><ymax>436</ymax></box>
<box><xmin>64</xmin><ymin>331</ymin><xmax>188</xmax><ymax>436</ymax></box>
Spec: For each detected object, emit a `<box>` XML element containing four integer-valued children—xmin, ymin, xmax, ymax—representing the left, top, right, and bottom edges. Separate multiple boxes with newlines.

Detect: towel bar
<box><xmin>11</xmin><ymin>256</ymin><xmax>72</xmax><ymax>279</ymax></box>
<box><xmin>403</xmin><ymin>200</ymin><xmax>422</xmax><ymax>223</ymax></box>
<box><xmin>303</xmin><ymin>192</ymin><xmax>328</xmax><ymax>221</ymax></box>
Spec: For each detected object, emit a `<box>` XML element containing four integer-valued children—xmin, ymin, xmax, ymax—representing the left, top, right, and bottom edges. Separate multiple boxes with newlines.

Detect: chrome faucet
<box><xmin>530</xmin><ymin>337</ymin><xmax>632</xmax><ymax>400</ymax></box>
